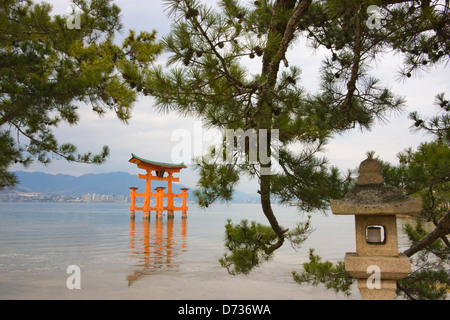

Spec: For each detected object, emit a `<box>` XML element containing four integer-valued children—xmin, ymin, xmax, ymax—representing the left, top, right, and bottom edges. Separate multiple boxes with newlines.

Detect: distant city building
<box><xmin>80</xmin><ymin>193</ymin><xmax>128</xmax><ymax>203</ymax></box>
<box><xmin>0</xmin><ymin>190</ymin><xmax>129</xmax><ymax>203</ymax></box>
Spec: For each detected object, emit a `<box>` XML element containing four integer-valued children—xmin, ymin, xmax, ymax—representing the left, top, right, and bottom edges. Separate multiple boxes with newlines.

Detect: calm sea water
<box><xmin>0</xmin><ymin>202</ymin><xmax>414</xmax><ymax>300</ymax></box>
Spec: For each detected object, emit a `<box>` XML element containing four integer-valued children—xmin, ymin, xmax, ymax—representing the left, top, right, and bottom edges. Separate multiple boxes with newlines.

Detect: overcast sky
<box><xmin>12</xmin><ymin>0</ymin><xmax>450</xmax><ymax>194</ymax></box>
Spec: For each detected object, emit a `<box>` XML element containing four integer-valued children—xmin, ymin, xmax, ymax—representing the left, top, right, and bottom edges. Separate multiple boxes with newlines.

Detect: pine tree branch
<box><xmin>404</xmin><ymin>211</ymin><xmax>450</xmax><ymax>257</ymax></box>
<box><xmin>263</xmin><ymin>0</ymin><xmax>312</xmax><ymax>90</ymax></box>
<box><xmin>341</xmin><ymin>4</ymin><xmax>363</xmax><ymax>116</ymax></box>
<box><xmin>185</xmin><ymin>3</ymin><xmax>246</xmax><ymax>90</ymax></box>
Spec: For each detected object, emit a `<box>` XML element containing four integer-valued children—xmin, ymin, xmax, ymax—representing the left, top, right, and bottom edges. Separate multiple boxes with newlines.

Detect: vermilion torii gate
<box><xmin>128</xmin><ymin>154</ymin><xmax>188</xmax><ymax>219</ymax></box>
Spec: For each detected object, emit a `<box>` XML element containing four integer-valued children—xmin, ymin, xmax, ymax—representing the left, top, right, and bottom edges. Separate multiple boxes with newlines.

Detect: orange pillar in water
<box><xmin>129</xmin><ymin>187</ymin><xmax>139</xmax><ymax>217</ymax></box>
<box><xmin>181</xmin><ymin>188</ymin><xmax>188</xmax><ymax>219</ymax></box>
<box><xmin>142</xmin><ymin>171</ymin><xmax>152</xmax><ymax>218</ymax></box>
<box><xmin>155</xmin><ymin>187</ymin><xmax>165</xmax><ymax>219</ymax></box>
<box><xmin>167</xmin><ymin>172</ymin><xmax>174</xmax><ymax>219</ymax></box>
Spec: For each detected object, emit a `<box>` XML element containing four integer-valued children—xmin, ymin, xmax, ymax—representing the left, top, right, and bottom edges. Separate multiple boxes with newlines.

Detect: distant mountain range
<box><xmin>10</xmin><ymin>171</ymin><xmax>260</xmax><ymax>203</ymax></box>
<box><xmin>12</xmin><ymin>171</ymin><xmax>170</xmax><ymax>197</ymax></box>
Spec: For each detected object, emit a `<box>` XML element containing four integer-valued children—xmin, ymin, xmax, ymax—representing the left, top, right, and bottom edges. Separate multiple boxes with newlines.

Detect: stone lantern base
<box><xmin>357</xmin><ymin>279</ymin><xmax>397</xmax><ymax>300</ymax></box>
<box><xmin>345</xmin><ymin>252</ymin><xmax>412</xmax><ymax>300</ymax></box>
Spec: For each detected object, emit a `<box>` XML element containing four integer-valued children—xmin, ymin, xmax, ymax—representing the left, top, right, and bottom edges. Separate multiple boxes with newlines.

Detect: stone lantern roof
<box><xmin>331</xmin><ymin>158</ymin><xmax>421</xmax><ymax>216</ymax></box>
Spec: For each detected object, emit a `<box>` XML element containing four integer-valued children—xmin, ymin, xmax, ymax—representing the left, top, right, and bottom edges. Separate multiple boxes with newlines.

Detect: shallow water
<box><xmin>0</xmin><ymin>202</ymin><xmax>414</xmax><ymax>300</ymax></box>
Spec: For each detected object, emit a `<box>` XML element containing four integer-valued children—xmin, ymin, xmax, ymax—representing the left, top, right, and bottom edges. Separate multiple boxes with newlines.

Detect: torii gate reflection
<box><xmin>127</xmin><ymin>217</ymin><xmax>187</xmax><ymax>286</ymax></box>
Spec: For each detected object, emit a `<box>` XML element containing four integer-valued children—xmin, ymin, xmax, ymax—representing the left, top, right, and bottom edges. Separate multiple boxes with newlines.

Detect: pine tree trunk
<box><xmin>260</xmin><ymin>172</ymin><xmax>286</xmax><ymax>253</ymax></box>
<box><xmin>256</xmin><ymin>0</ymin><xmax>312</xmax><ymax>253</ymax></box>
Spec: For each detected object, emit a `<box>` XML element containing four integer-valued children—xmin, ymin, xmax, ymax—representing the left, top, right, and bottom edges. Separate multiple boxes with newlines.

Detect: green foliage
<box><xmin>0</xmin><ymin>0</ymin><xmax>162</xmax><ymax>188</ymax></box>
<box><xmin>397</xmin><ymin>268</ymin><xmax>450</xmax><ymax>300</ymax></box>
<box><xmin>380</xmin><ymin>139</ymin><xmax>449</xmax><ymax>224</ymax></box>
<box><xmin>404</xmin><ymin>220</ymin><xmax>449</xmax><ymax>260</ymax></box>
<box><xmin>0</xmin><ymin>131</ymin><xmax>21</xmax><ymax>187</ymax></box>
<box><xmin>401</xmin><ymin>217</ymin><xmax>449</xmax><ymax>300</ymax></box>
<box><xmin>220</xmin><ymin>219</ymin><xmax>278</xmax><ymax>275</ymax></box>
<box><xmin>220</xmin><ymin>217</ymin><xmax>313</xmax><ymax>275</ymax></box>
<box><xmin>217</xmin><ymin>179</ymin><xmax>314</xmax><ymax>275</ymax></box>
<box><xmin>272</xmin><ymin>149</ymin><xmax>355</xmax><ymax>212</ymax></box>
<box><xmin>410</xmin><ymin>93</ymin><xmax>450</xmax><ymax>143</ymax></box>
<box><xmin>193</xmin><ymin>157</ymin><xmax>240</xmax><ymax>207</ymax></box>
<box><xmin>292</xmin><ymin>249</ymin><xmax>354</xmax><ymax>296</ymax></box>
<box><xmin>380</xmin><ymin>93</ymin><xmax>449</xmax><ymax>224</ymax></box>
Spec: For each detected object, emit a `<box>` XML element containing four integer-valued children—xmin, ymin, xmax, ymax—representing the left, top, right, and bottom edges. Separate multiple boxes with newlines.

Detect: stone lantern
<box><xmin>330</xmin><ymin>158</ymin><xmax>422</xmax><ymax>300</ymax></box>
